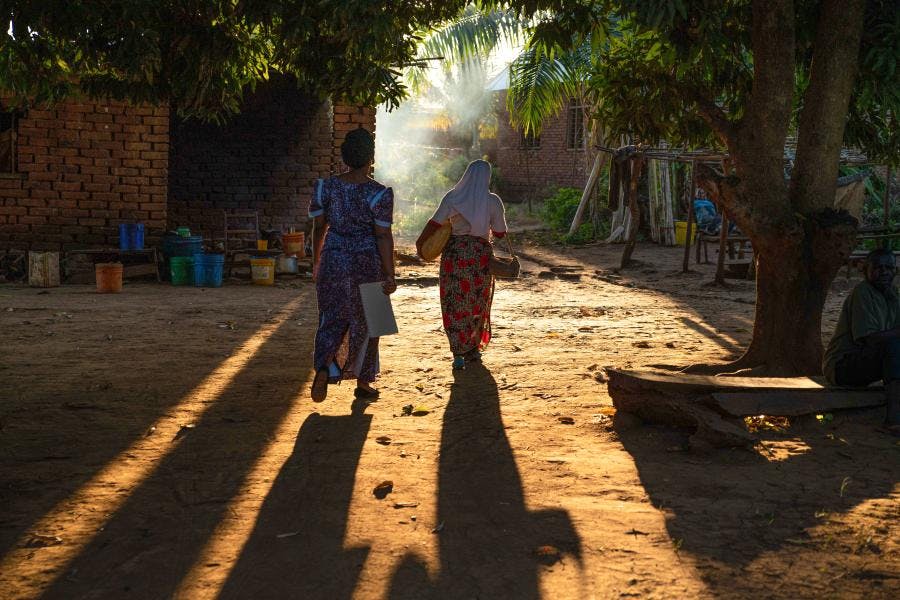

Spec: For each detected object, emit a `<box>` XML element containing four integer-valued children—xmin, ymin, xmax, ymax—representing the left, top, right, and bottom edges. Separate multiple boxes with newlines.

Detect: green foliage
<box><xmin>375</xmin><ymin>150</ymin><xmax>455</xmax><ymax>238</ymax></box>
<box><xmin>539</xmin><ymin>186</ymin><xmax>583</xmax><ymax>230</ymax></box>
<box><xmin>0</xmin><ymin>1</ymin><xmax>470</xmax><ymax>120</ymax></box>
<box><xmin>497</xmin><ymin>1</ymin><xmax>898</xmax><ymax>163</ymax></box>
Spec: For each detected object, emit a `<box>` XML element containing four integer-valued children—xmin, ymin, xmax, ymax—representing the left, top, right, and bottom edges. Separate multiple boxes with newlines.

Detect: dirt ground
<box><xmin>1</xmin><ymin>240</ymin><xmax>898</xmax><ymax>600</ymax></box>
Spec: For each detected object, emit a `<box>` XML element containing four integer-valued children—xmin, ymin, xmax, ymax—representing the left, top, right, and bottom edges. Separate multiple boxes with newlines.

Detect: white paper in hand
<box><xmin>359</xmin><ymin>281</ymin><xmax>399</xmax><ymax>338</ymax></box>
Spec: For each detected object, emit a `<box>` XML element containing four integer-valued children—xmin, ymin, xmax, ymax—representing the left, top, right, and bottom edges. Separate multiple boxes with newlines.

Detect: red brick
<box><xmin>87</xmin><ymin>192</ymin><xmax>121</xmax><ymax>203</ymax></box>
<box><xmin>28</xmin><ymin>171</ymin><xmax>62</xmax><ymax>182</ymax></box>
<box><xmin>142</xmin><ymin>116</ymin><xmax>168</xmax><ymax>126</ymax></box>
<box><xmin>77</xmin><ymin>217</ymin><xmax>105</xmax><ymax>226</ymax></box>
<box><xmin>53</xmin><ymin>182</ymin><xmax>84</xmax><ymax>192</ymax></box>
<box><xmin>30</xmin><ymin>190</ymin><xmax>60</xmax><ymax>200</ymax></box>
<box><xmin>0</xmin><ymin>206</ymin><xmax>27</xmax><ymax>216</ymax></box>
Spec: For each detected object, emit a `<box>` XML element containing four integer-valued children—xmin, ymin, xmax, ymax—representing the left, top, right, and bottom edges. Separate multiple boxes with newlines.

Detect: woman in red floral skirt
<box><xmin>416</xmin><ymin>160</ymin><xmax>508</xmax><ymax>370</ymax></box>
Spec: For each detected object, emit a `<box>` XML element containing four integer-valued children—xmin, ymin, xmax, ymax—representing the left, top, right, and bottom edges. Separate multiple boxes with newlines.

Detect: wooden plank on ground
<box><xmin>608</xmin><ymin>369</ymin><xmax>826</xmax><ymax>394</ymax></box>
<box><xmin>607</xmin><ymin>369</ymin><xmax>884</xmax><ymax>449</ymax></box>
<box><xmin>711</xmin><ymin>390</ymin><xmax>884</xmax><ymax>417</ymax></box>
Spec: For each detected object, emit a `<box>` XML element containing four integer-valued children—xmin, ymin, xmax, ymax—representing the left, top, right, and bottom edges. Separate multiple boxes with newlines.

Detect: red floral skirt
<box><xmin>439</xmin><ymin>235</ymin><xmax>494</xmax><ymax>356</ymax></box>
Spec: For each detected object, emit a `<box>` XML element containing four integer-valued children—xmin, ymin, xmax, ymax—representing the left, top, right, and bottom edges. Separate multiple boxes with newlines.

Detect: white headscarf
<box><xmin>440</xmin><ymin>159</ymin><xmax>493</xmax><ymax>236</ymax></box>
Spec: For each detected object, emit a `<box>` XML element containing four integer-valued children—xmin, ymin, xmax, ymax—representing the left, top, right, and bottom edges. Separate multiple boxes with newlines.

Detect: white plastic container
<box><xmin>28</xmin><ymin>252</ymin><xmax>60</xmax><ymax>287</ymax></box>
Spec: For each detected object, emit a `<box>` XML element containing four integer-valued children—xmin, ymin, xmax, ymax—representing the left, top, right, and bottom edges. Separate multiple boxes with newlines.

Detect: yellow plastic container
<box><xmin>250</xmin><ymin>257</ymin><xmax>275</xmax><ymax>285</ymax></box>
<box><xmin>674</xmin><ymin>221</ymin><xmax>697</xmax><ymax>246</ymax></box>
<box><xmin>256</xmin><ymin>239</ymin><xmax>268</xmax><ymax>251</ymax></box>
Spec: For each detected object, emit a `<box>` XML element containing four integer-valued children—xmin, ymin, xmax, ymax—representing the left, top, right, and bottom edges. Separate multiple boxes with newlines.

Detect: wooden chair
<box><xmin>223</xmin><ymin>211</ymin><xmax>259</xmax><ymax>277</ymax></box>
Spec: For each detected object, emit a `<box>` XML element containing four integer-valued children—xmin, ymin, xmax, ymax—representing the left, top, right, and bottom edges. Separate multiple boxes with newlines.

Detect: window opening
<box><xmin>0</xmin><ymin>111</ymin><xmax>15</xmax><ymax>173</ymax></box>
<box><xmin>566</xmin><ymin>99</ymin><xmax>585</xmax><ymax>150</ymax></box>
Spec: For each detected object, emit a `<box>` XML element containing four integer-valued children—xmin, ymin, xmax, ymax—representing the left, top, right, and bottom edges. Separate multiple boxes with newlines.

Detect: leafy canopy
<box><xmin>506</xmin><ymin>0</ymin><xmax>898</xmax><ymax>164</ymax></box>
<box><xmin>0</xmin><ymin>0</ymin><xmax>468</xmax><ymax>120</ymax></box>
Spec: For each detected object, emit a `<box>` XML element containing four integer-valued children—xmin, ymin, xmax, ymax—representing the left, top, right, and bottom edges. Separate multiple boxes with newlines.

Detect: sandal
<box><xmin>311</xmin><ymin>368</ymin><xmax>329</xmax><ymax>402</ymax></box>
<box><xmin>354</xmin><ymin>386</ymin><xmax>380</xmax><ymax>400</ymax></box>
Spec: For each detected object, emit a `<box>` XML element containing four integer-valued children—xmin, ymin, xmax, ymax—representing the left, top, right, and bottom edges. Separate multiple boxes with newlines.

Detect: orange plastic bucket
<box><xmin>282</xmin><ymin>232</ymin><xmax>305</xmax><ymax>258</ymax></box>
<box><xmin>95</xmin><ymin>262</ymin><xmax>123</xmax><ymax>293</ymax></box>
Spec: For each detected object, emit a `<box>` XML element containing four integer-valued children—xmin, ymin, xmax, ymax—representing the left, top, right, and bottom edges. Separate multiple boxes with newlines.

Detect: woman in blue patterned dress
<box><xmin>308</xmin><ymin>128</ymin><xmax>396</xmax><ymax>402</ymax></box>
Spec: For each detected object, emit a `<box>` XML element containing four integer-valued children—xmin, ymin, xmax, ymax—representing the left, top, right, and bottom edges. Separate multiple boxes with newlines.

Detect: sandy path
<box><xmin>0</xmin><ymin>241</ymin><xmax>897</xmax><ymax>599</ymax></box>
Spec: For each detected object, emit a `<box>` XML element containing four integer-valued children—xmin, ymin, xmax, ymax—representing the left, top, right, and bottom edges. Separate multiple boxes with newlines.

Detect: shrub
<box><xmin>539</xmin><ymin>187</ymin><xmax>583</xmax><ymax>231</ymax></box>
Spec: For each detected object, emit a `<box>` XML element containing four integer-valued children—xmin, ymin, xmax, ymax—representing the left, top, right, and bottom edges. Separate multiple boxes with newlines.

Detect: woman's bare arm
<box><xmin>312</xmin><ymin>215</ymin><xmax>327</xmax><ymax>280</ymax></box>
<box><xmin>375</xmin><ymin>224</ymin><xmax>396</xmax><ymax>294</ymax></box>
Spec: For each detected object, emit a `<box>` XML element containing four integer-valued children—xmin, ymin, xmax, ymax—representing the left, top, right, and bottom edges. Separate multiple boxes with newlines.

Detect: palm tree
<box><xmin>415</xmin><ymin>5</ymin><xmax>611</xmax><ymax>231</ymax></box>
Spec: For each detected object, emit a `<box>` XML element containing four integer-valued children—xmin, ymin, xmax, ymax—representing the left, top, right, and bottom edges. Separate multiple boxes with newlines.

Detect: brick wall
<box><xmin>0</xmin><ymin>100</ymin><xmax>169</xmax><ymax>251</ymax></box>
<box><xmin>0</xmin><ymin>80</ymin><xmax>375</xmax><ymax>251</ymax></box>
<box><xmin>490</xmin><ymin>91</ymin><xmax>588</xmax><ymax>203</ymax></box>
<box><xmin>168</xmin><ymin>78</ymin><xmax>371</xmax><ymax>239</ymax></box>
<box><xmin>331</xmin><ymin>103</ymin><xmax>377</xmax><ymax>174</ymax></box>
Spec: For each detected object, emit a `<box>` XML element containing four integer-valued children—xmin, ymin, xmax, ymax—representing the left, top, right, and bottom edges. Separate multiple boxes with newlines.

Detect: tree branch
<box><xmin>690</xmin><ymin>91</ymin><xmax>736</xmax><ymax>147</ymax></box>
<box><xmin>694</xmin><ymin>163</ymin><xmax>751</xmax><ymax>229</ymax></box>
<box><xmin>790</xmin><ymin>0</ymin><xmax>866</xmax><ymax>214</ymax></box>
<box><xmin>731</xmin><ymin>0</ymin><xmax>795</xmax><ymax>184</ymax></box>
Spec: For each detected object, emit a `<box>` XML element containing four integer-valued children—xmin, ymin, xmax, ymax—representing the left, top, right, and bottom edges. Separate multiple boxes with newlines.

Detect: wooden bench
<box><xmin>64</xmin><ymin>248</ymin><xmax>160</xmax><ymax>283</ymax></box>
<box><xmin>608</xmin><ymin>369</ymin><xmax>884</xmax><ymax>448</ymax></box>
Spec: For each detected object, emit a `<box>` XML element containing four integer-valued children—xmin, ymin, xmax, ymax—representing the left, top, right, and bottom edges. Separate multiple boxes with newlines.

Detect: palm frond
<box><xmin>406</xmin><ymin>5</ymin><xmax>526</xmax><ymax>92</ymax></box>
<box><xmin>507</xmin><ymin>43</ymin><xmax>591</xmax><ymax>135</ymax></box>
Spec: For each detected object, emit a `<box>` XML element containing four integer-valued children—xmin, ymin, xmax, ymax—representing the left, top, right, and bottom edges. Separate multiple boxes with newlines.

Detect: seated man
<box><xmin>823</xmin><ymin>248</ymin><xmax>900</xmax><ymax>430</ymax></box>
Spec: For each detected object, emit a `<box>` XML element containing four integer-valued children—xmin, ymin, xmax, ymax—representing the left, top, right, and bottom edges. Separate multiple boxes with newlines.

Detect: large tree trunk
<box><xmin>695</xmin><ymin>164</ymin><xmax>859</xmax><ymax>375</ymax></box>
<box><xmin>686</xmin><ymin>0</ymin><xmax>866</xmax><ymax>376</ymax></box>
<box><xmin>733</xmin><ymin>212</ymin><xmax>857</xmax><ymax>375</ymax></box>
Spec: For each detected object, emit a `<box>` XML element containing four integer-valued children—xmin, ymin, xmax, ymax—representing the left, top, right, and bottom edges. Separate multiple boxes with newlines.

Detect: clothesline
<box><xmin>593</xmin><ymin>144</ymin><xmax>872</xmax><ymax>166</ymax></box>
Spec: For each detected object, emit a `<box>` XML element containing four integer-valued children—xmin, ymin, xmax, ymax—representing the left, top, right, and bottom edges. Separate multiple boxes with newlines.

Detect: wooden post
<box><xmin>568</xmin><ymin>151</ymin><xmax>608</xmax><ymax>235</ymax></box>
<box><xmin>714</xmin><ymin>157</ymin><xmax>734</xmax><ymax>285</ymax></box>
<box><xmin>715</xmin><ymin>212</ymin><xmax>729</xmax><ymax>285</ymax></box>
<box><xmin>620</xmin><ymin>157</ymin><xmax>644</xmax><ymax>269</ymax></box>
<box><xmin>682</xmin><ymin>160</ymin><xmax>697</xmax><ymax>273</ymax></box>
<box><xmin>885</xmin><ymin>165</ymin><xmax>892</xmax><ymax>228</ymax></box>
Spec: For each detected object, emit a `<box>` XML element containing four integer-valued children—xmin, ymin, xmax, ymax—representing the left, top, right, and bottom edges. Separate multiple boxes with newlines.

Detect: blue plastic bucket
<box><xmin>118</xmin><ymin>223</ymin><xmax>130</xmax><ymax>250</ymax></box>
<box><xmin>171</xmin><ymin>236</ymin><xmax>203</xmax><ymax>257</ymax></box>
<box><xmin>131</xmin><ymin>223</ymin><xmax>145</xmax><ymax>250</ymax></box>
<box><xmin>192</xmin><ymin>253</ymin><xmax>225</xmax><ymax>287</ymax></box>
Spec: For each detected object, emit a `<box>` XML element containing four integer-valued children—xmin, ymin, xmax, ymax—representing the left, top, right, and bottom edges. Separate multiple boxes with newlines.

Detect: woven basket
<box><xmin>419</xmin><ymin>220</ymin><xmax>452</xmax><ymax>261</ymax></box>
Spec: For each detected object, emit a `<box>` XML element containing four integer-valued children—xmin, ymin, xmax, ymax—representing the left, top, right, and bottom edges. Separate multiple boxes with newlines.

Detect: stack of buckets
<box><xmin>167</xmin><ymin>228</ymin><xmax>202</xmax><ymax>286</ymax></box>
<box><xmin>164</xmin><ymin>228</ymin><xmax>223</xmax><ymax>287</ymax></box>
<box><xmin>170</xmin><ymin>253</ymin><xmax>224</xmax><ymax>287</ymax></box>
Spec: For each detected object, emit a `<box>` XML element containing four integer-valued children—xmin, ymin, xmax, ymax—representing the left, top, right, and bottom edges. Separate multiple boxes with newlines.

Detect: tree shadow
<box><xmin>40</xmin><ymin>306</ymin><xmax>315</xmax><ymax>599</ymax></box>
<box><xmin>388</xmin><ymin>363</ymin><xmax>583</xmax><ymax>600</ymax></box>
<box><xmin>0</xmin><ymin>289</ymin><xmax>267</xmax><ymax>560</ymax></box>
<box><xmin>614</xmin><ymin>411</ymin><xmax>899</xmax><ymax>595</ymax></box>
<box><xmin>677</xmin><ymin>316</ymin><xmax>742</xmax><ymax>355</ymax></box>
<box><xmin>217</xmin><ymin>401</ymin><xmax>372</xmax><ymax>599</ymax></box>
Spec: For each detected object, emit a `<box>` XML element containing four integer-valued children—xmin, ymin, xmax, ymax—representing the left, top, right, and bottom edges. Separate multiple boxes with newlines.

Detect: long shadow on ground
<box><xmin>218</xmin><ymin>403</ymin><xmax>372</xmax><ymax>599</ymax></box>
<box><xmin>615</xmin><ymin>412</ymin><xmax>899</xmax><ymax>597</ymax></box>
<box><xmin>388</xmin><ymin>363</ymin><xmax>583</xmax><ymax>600</ymax></box>
<box><xmin>40</xmin><ymin>296</ymin><xmax>314</xmax><ymax>599</ymax></box>
<box><xmin>0</xmin><ymin>288</ymin><xmax>265</xmax><ymax>559</ymax></box>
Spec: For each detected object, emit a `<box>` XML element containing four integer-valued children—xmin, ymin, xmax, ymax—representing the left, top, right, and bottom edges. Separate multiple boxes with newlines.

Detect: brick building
<box><xmin>0</xmin><ymin>75</ymin><xmax>375</xmax><ymax>251</ymax></box>
<box><xmin>485</xmin><ymin>86</ymin><xmax>589</xmax><ymax>203</ymax></box>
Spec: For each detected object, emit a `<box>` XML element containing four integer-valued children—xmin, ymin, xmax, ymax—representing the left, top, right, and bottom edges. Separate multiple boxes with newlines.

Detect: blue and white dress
<box><xmin>308</xmin><ymin>176</ymin><xmax>393</xmax><ymax>383</ymax></box>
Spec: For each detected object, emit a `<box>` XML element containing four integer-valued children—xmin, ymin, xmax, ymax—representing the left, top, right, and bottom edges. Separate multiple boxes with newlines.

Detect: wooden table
<box><xmin>65</xmin><ymin>248</ymin><xmax>160</xmax><ymax>283</ymax></box>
